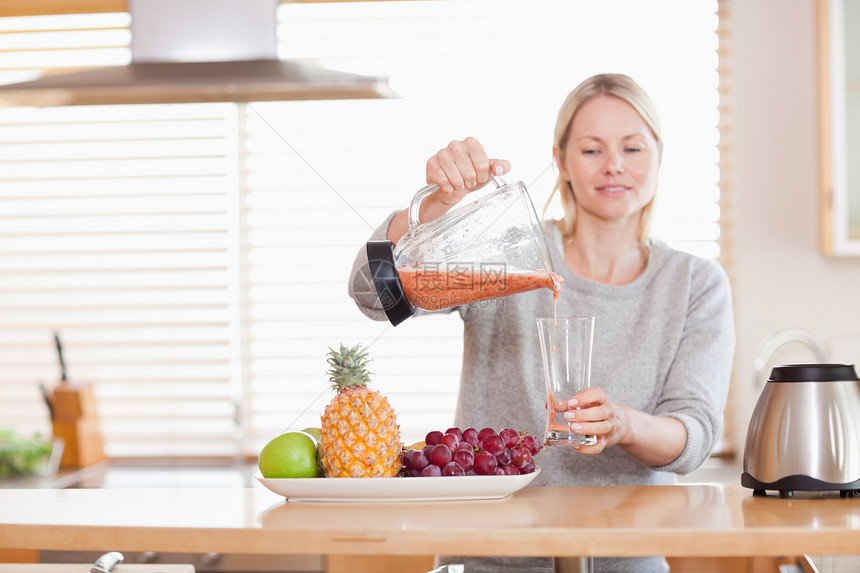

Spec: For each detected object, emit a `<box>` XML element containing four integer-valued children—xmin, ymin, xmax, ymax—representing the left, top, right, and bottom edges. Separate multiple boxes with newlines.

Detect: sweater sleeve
<box><xmin>347</xmin><ymin>211</ymin><xmax>400</xmax><ymax>322</ymax></box>
<box><xmin>650</xmin><ymin>259</ymin><xmax>735</xmax><ymax>475</ymax></box>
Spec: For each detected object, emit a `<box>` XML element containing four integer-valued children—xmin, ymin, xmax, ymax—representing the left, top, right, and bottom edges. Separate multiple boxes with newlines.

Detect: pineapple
<box><xmin>320</xmin><ymin>343</ymin><xmax>401</xmax><ymax>477</ymax></box>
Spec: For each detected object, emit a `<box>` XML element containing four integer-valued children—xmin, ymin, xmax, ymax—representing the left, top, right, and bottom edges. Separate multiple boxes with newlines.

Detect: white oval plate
<box><xmin>256</xmin><ymin>467</ymin><xmax>540</xmax><ymax>503</ymax></box>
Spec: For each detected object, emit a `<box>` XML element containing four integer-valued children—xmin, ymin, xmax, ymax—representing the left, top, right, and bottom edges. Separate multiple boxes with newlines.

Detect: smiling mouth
<box><xmin>598</xmin><ymin>185</ymin><xmax>629</xmax><ymax>194</ymax></box>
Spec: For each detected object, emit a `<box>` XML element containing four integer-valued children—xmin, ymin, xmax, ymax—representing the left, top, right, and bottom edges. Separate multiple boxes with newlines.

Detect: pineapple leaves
<box><xmin>326</xmin><ymin>342</ymin><xmax>374</xmax><ymax>391</ymax></box>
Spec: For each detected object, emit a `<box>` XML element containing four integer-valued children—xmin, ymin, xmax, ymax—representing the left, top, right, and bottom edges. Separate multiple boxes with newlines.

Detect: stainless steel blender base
<box><xmin>741</xmin><ymin>471</ymin><xmax>860</xmax><ymax>498</ymax></box>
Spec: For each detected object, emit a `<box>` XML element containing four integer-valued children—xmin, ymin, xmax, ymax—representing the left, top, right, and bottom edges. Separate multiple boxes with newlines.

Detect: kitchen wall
<box><xmin>730</xmin><ymin>0</ymin><xmax>860</xmax><ymax>455</ymax></box>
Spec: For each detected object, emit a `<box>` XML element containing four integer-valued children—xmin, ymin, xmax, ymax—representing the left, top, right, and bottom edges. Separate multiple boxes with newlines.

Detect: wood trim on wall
<box><xmin>817</xmin><ymin>0</ymin><xmax>835</xmax><ymax>255</ymax></box>
<box><xmin>716</xmin><ymin>0</ymin><xmax>737</xmax><ymax>459</ymax></box>
<box><xmin>0</xmin><ymin>0</ymin><xmax>412</xmax><ymax>17</ymax></box>
<box><xmin>0</xmin><ymin>1</ymin><xmax>126</xmax><ymax>17</ymax></box>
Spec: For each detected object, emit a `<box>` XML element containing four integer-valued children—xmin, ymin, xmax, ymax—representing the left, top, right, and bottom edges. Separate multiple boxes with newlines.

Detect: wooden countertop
<box><xmin>1</xmin><ymin>484</ymin><xmax>859</xmax><ymax>558</ymax></box>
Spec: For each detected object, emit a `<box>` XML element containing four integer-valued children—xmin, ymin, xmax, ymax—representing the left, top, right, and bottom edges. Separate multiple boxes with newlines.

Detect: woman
<box><xmin>348</xmin><ymin>73</ymin><xmax>735</xmax><ymax>573</ymax></box>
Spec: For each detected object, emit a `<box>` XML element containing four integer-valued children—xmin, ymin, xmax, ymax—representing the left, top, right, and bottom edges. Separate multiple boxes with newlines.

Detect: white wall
<box><xmin>730</xmin><ymin>0</ymin><xmax>860</xmax><ymax>455</ymax></box>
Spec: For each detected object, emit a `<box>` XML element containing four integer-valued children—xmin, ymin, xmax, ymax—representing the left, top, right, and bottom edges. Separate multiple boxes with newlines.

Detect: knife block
<box><xmin>51</xmin><ymin>384</ymin><xmax>107</xmax><ymax>468</ymax></box>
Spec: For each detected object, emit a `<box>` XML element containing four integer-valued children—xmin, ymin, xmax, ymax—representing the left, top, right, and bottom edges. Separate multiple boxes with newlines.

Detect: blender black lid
<box><xmin>769</xmin><ymin>363</ymin><xmax>859</xmax><ymax>382</ymax></box>
<box><xmin>366</xmin><ymin>240</ymin><xmax>414</xmax><ymax>327</ymax></box>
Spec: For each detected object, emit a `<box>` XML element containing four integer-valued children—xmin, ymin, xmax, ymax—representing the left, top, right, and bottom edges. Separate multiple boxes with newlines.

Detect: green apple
<box><xmin>258</xmin><ymin>431</ymin><xmax>323</xmax><ymax>478</ymax></box>
<box><xmin>301</xmin><ymin>427</ymin><xmax>322</xmax><ymax>443</ymax></box>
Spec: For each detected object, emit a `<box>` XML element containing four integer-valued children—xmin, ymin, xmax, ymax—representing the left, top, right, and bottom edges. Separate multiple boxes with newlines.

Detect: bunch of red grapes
<box><xmin>401</xmin><ymin>427</ymin><xmax>541</xmax><ymax>477</ymax></box>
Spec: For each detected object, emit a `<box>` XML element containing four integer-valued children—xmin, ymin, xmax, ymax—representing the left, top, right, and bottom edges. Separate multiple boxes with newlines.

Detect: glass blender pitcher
<box><xmin>367</xmin><ymin>175</ymin><xmax>561</xmax><ymax>326</ymax></box>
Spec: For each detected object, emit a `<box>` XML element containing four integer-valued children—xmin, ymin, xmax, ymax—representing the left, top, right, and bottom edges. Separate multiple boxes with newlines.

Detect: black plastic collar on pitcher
<box><xmin>366</xmin><ymin>240</ymin><xmax>414</xmax><ymax>326</ymax></box>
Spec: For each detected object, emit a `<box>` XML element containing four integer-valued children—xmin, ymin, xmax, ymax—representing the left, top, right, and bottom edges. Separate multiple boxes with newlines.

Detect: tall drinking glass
<box><xmin>536</xmin><ymin>316</ymin><xmax>598</xmax><ymax>447</ymax></box>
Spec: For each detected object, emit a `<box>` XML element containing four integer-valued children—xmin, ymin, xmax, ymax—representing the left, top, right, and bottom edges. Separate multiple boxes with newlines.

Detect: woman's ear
<box><xmin>553</xmin><ymin>145</ymin><xmax>569</xmax><ymax>180</ymax></box>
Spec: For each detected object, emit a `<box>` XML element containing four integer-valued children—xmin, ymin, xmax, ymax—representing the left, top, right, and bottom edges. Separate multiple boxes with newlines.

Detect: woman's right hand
<box><xmin>386</xmin><ymin>137</ymin><xmax>510</xmax><ymax>243</ymax></box>
<box><xmin>426</xmin><ymin>137</ymin><xmax>511</xmax><ymax>201</ymax></box>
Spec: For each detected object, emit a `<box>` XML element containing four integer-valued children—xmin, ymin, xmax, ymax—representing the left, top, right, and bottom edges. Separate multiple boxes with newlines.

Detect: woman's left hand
<box><xmin>562</xmin><ymin>387</ymin><xmax>629</xmax><ymax>454</ymax></box>
<box><xmin>562</xmin><ymin>386</ymin><xmax>688</xmax><ymax>465</ymax></box>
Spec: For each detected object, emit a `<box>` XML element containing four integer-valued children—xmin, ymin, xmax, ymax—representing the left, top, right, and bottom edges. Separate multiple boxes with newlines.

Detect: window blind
<box><xmin>0</xmin><ymin>0</ymin><xmax>725</xmax><ymax>458</ymax></box>
<box><xmin>0</xmin><ymin>103</ymin><xmax>242</xmax><ymax>457</ymax></box>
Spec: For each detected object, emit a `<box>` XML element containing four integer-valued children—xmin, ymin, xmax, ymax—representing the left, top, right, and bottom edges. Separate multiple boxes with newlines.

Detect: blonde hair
<box><xmin>546</xmin><ymin>73</ymin><xmax>663</xmax><ymax>246</ymax></box>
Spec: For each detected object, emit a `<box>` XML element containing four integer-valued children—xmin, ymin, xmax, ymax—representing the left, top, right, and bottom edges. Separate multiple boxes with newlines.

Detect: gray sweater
<box><xmin>348</xmin><ymin>212</ymin><xmax>735</xmax><ymax>572</ymax></box>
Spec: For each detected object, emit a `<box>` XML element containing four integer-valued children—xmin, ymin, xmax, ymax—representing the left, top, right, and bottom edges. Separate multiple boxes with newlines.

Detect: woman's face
<box><xmin>555</xmin><ymin>94</ymin><xmax>660</xmax><ymax>229</ymax></box>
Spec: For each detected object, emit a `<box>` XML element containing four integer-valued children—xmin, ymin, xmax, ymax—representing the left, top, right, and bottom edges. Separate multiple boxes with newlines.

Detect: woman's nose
<box><xmin>604</xmin><ymin>151</ymin><xmax>624</xmax><ymax>174</ymax></box>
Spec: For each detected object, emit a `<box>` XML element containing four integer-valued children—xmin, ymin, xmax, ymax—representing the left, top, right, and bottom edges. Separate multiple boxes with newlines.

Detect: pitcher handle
<box><xmin>406</xmin><ymin>175</ymin><xmax>507</xmax><ymax>230</ymax></box>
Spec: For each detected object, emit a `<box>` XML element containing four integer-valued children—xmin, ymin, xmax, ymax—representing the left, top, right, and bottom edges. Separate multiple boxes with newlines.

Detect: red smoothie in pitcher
<box><xmin>397</xmin><ymin>264</ymin><xmax>562</xmax><ymax>311</ymax></box>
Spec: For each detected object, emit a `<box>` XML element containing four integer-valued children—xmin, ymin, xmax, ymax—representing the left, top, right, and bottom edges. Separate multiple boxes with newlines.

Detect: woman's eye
<box><xmin>582</xmin><ymin>148</ymin><xmax>599</xmax><ymax>155</ymax></box>
<box><xmin>625</xmin><ymin>147</ymin><xmax>642</xmax><ymax>153</ymax></box>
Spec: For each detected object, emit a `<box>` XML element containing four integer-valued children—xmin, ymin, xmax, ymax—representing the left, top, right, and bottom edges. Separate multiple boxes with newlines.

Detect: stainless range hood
<box><xmin>0</xmin><ymin>60</ymin><xmax>397</xmax><ymax>107</ymax></box>
<box><xmin>0</xmin><ymin>0</ymin><xmax>396</xmax><ymax>107</ymax></box>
